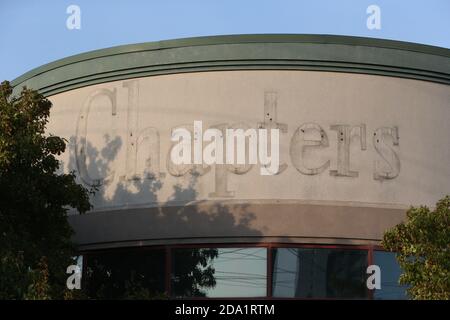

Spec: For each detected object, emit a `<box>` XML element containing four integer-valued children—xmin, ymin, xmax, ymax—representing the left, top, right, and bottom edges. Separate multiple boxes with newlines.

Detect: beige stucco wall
<box><xmin>45</xmin><ymin>70</ymin><xmax>450</xmax><ymax>248</ymax></box>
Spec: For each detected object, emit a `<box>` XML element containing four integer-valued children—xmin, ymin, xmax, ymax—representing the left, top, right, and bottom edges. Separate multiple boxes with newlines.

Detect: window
<box><xmin>272</xmin><ymin>248</ymin><xmax>368</xmax><ymax>299</ymax></box>
<box><xmin>81</xmin><ymin>244</ymin><xmax>409</xmax><ymax>299</ymax></box>
<box><xmin>373</xmin><ymin>251</ymin><xmax>409</xmax><ymax>299</ymax></box>
<box><xmin>171</xmin><ymin>247</ymin><xmax>267</xmax><ymax>298</ymax></box>
<box><xmin>84</xmin><ymin>248</ymin><xmax>165</xmax><ymax>299</ymax></box>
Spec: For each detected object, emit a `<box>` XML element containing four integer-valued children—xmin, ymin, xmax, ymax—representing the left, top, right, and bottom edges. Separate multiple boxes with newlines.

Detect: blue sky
<box><xmin>1</xmin><ymin>0</ymin><xmax>449</xmax><ymax>81</ymax></box>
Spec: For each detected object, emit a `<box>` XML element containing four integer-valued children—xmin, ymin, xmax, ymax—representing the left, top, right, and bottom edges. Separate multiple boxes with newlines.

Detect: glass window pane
<box><xmin>272</xmin><ymin>248</ymin><xmax>368</xmax><ymax>299</ymax></box>
<box><xmin>85</xmin><ymin>249</ymin><xmax>165</xmax><ymax>299</ymax></box>
<box><xmin>171</xmin><ymin>247</ymin><xmax>267</xmax><ymax>298</ymax></box>
<box><xmin>373</xmin><ymin>251</ymin><xmax>409</xmax><ymax>299</ymax></box>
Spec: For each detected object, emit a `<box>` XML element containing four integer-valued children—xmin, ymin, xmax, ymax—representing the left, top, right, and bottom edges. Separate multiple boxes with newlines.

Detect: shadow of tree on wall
<box><xmin>66</xmin><ymin>135</ymin><xmax>263</xmax><ymax>299</ymax></box>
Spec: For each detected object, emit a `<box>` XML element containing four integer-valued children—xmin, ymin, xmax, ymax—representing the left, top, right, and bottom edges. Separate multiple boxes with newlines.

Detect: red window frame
<box><xmin>80</xmin><ymin>243</ymin><xmax>386</xmax><ymax>299</ymax></box>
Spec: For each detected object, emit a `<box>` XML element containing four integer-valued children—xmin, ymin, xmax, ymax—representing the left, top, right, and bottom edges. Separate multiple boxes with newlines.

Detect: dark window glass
<box><xmin>171</xmin><ymin>247</ymin><xmax>267</xmax><ymax>298</ymax></box>
<box><xmin>272</xmin><ymin>248</ymin><xmax>368</xmax><ymax>299</ymax></box>
<box><xmin>84</xmin><ymin>249</ymin><xmax>165</xmax><ymax>299</ymax></box>
<box><xmin>373</xmin><ymin>251</ymin><xmax>409</xmax><ymax>299</ymax></box>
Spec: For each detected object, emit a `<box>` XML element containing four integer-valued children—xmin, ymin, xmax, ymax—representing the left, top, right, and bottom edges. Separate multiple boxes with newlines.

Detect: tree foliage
<box><xmin>0</xmin><ymin>81</ymin><xmax>92</xmax><ymax>299</ymax></box>
<box><xmin>171</xmin><ymin>248</ymin><xmax>218</xmax><ymax>297</ymax></box>
<box><xmin>382</xmin><ymin>196</ymin><xmax>450</xmax><ymax>300</ymax></box>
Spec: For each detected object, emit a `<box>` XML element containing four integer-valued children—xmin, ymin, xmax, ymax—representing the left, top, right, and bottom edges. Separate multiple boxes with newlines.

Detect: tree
<box><xmin>382</xmin><ymin>196</ymin><xmax>450</xmax><ymax>300</ymax></box>
<box><xmin>171</xmin><ymin>248</ymin><xmax>218</xmax><ymax>297</ymax></box>
<box><xmin>0</xmin><ymin>81</ymin><xmax>92</xmax><ymax>299</ymax></box>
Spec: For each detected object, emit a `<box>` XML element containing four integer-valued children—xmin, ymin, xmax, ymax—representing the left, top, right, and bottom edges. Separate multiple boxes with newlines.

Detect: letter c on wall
<box><xmin>75</xmin><ymin>89</ymin><xmax>117</xmax><ymax>187</ymax></box>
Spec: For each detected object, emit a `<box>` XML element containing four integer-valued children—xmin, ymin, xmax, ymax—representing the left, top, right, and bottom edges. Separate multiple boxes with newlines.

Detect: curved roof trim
<box><xmin>12</xmin><ymin>34</ymin><xmax>450</xmax><ymax>96</ymax></box>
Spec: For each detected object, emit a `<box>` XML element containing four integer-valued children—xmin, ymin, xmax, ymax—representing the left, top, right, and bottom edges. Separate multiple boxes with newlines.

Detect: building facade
<box><xmin>12</xmin><ymin>35</ymin><xmax>450</xmax><ymax>299</ymax></box>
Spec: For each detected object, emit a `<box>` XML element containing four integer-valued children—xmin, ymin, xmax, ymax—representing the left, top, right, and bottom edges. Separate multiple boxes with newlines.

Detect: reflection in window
<box><xmin>373</xmin><ymin>251</ymin><xmax>409</xmax><ymax>299</ymax></box>
<box><xmin>84</xmin><ymin>249</ymin><xmax>165</xmax><ymax>299</ymax></box>
<box><xmin>171</xmin><ymin>248</ymin><xmax>267</xmax><ymax>298</ymax></box>
<box><xmin>272</xmin><ymin>248</ymin><xmax>368</xmax><ymax>299</ymax></box>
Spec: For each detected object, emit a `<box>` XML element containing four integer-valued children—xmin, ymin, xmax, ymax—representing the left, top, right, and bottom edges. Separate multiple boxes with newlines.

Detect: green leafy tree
<box><xmin>0</xmin><ymin>81</ymin><xmax>92</xmax><ymax>299</ymax></box>
<box><xmin>382</xmin><ymin>196</ymin><xmax>450</xmax><ymax>300</ymax></box>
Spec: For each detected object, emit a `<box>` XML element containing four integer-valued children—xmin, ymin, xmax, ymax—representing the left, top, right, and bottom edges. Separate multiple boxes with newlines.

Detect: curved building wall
<box><xmin>12</xmin><ymin>35</ymin><xmax>450</xmax><ymax>252</ymax></box>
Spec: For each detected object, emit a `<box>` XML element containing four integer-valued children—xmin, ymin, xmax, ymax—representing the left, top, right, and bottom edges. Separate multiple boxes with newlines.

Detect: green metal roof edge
<box><xmin>11</xmin><ymin>34</ymin><xmax>450</xmax><ymax>96</ymax></box>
